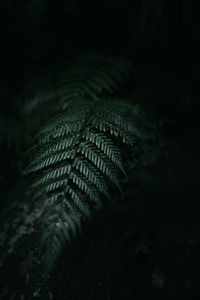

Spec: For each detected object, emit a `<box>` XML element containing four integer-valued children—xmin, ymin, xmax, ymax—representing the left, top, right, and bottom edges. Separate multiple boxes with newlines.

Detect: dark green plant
<box><xmin>27</xmin><ymin>53</ymin><xmax>144</xmax><ymax>271</ymax></box>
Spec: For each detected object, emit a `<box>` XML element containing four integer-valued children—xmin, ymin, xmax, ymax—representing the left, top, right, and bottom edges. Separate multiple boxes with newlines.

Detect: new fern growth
<box><xmin>27</xmin><ymin>53</ymin><xmax>143</xmax><ymax>272</ymax></box>
<box><xmin>58</xmin><ymin>53</ymin><xmax>133</xmax><ymax>106</ymax></box>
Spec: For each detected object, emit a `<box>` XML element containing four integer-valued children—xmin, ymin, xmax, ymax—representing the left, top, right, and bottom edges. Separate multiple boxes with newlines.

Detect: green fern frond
<box><xmin>40</xmin><ymin>203</ymin><xmax>81</xmax><ymax>272</ymax></box>
<box><xmin>83</xmin><ymin>129</ymin><xmax>123</xmax><ymax>168</ymax></box>
<box><xmin>77</xmin><ymin>141</ymin><xmax>120</xmax><ymax>186</ymax></box>
<box><xmin>58</xmin><ymin>53</ymin><xmax>133</xmax><ymax>108</ymax></box>
<box><xmin>28</xmin><ymin>99</ymin><xmax>140</xmax><ymax>268</ymax></box>
<box><xmin>32</xmin><ymin>164</ymin><xmax>72</xmax><ymax>187</ymax></box>
<box><xmin>67</xmin><ymin>186</ymin><xmax>92</xmax><ymax>217</ymax></box>
<box><xmin>73</xmin><ymin>157</ymin><xmax>110</xmax><ymax>198</ymax></box>
<box><xmin>27</xmin><ymin>54</ymin><xmax>143</xmax><ymax>272</ymax></box>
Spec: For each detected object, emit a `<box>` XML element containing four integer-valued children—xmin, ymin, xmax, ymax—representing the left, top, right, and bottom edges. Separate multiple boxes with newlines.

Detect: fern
<box><xmin>58</xmin><ymin>53</ymin><xmax>133</xmax><ymax>107</ymax></box>
<box><xmin>27</xmin><ymin>54</ymin><xmax>143</xmax><ymax>272</ymax></box>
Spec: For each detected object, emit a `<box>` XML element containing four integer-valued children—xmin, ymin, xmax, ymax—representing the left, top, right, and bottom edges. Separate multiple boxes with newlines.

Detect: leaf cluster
<box><xmin>28</xmin><ymin>54</ymin><xmax>143</xmax><ymax>271</ymax></box>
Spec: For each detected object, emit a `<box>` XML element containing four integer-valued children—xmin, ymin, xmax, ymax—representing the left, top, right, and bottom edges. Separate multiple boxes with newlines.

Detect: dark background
<box><xmin>0</xmin><ymin>0</ymin><xmax>200</xmax><ymax>299</ymax></box>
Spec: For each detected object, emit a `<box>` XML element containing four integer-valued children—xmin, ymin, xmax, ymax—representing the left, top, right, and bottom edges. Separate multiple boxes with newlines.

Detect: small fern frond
<box><xmin>40</xmin><ymin>203</ymin><xmax>81</xmax><ymax>272</ymax></box>
<box><xmin>90</xmin><ymin>99</ymin><xmax>143</xmax><ymax>143</ymax></box>
<box><xmin>73</xmin><ymin>157</ymin><xmax>110</xmax><ymax>198</ymax></box>
<box><xmin>32</xmin><ymin>164</ymin><xmax>71</xmax><ymax>187</ymax></box>
<box><xmin>69</xmin><ymin>171</ymin><xmax>100</xmax><ymax>204</ymax></box>
<box><xmin>67</xmin><ymin>186</ymin><xmax>92</xmax><ymax>217</ymax></box>
<box><xmin>77</xmin><ymin>141</ymin><xmax>120</xmax><ymax>186</ymax></box>
<box><xmin>28</xmin><ymin>149</ymin><xmax>76</xmax><ymax>171</ymax></box>
<box><xmin>58</xmin><ymin>53</ymin><xmax>133</xmax><ymax>108</ymax></box>
<box><xmin>83</xmin><ymin>129</ymin><xmax>123</xmax><ymax>170</ymax></box>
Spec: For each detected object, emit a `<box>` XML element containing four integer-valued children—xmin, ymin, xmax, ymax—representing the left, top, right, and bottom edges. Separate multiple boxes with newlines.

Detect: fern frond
<box><xmin>32</xmin><ymin>164</ymin><xmax>71</xmax><ymax>187</ymax></box>
<box><xmin>40</xmin><ymin>203</ymin><xmax>81</xmax><ymax>272</ymax></box>
<box><xmin>70</xmin><ymin>171</ymin><xmax>100</xmax><ymax>204</ymax></box>
<box><xmin>83</xmin><ymin>129</ymin><xmax>123</xmax><ymax>169</ymax></box>
<box><xmin>28</xmin><ymin>97</ymin><xmax>142</xmax><ymax>270</ymax></box>
<box><xmin>73</xmin><ymin>157</ymin><xmax>110</xmax><ymax>198</ymax></box>
<box><xmin>58</xmin><ymin>53</ymin><xmax>133</xmax><ymax>108</ymax></box>
<box><xmin>77</xmin><ymin>141</ymin><xmax>120</xmax><ymax>186</ymax></box>
<box><xmin>28</xmin><ymin>149</ymin><xmax>76</xmax><ymax>171</ymax></box>
<box><xmin>67</xmin><ymin>186</ymin><xmax>92</xmax><ymax>217</ymax></box>
<box><xmin>27</xmin><ymin>54</ymin><xmax>143</xmax><ymax>272</ymax></box>
<box><xmin>37</xmin><ymin>121</ymin><xmax>84</xmax><ymax>145</ymax></box>
<box><xmin>90</xmin><ymin>99</ymin><xmax>143</xmax><ymax>144</ymax></box>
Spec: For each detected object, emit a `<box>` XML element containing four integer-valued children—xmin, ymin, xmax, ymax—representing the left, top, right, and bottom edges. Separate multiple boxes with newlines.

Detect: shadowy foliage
<box><xmin>0</xmin><ymin>1</ymin><xmax>200</xmax><ymax>299</ymax></box>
